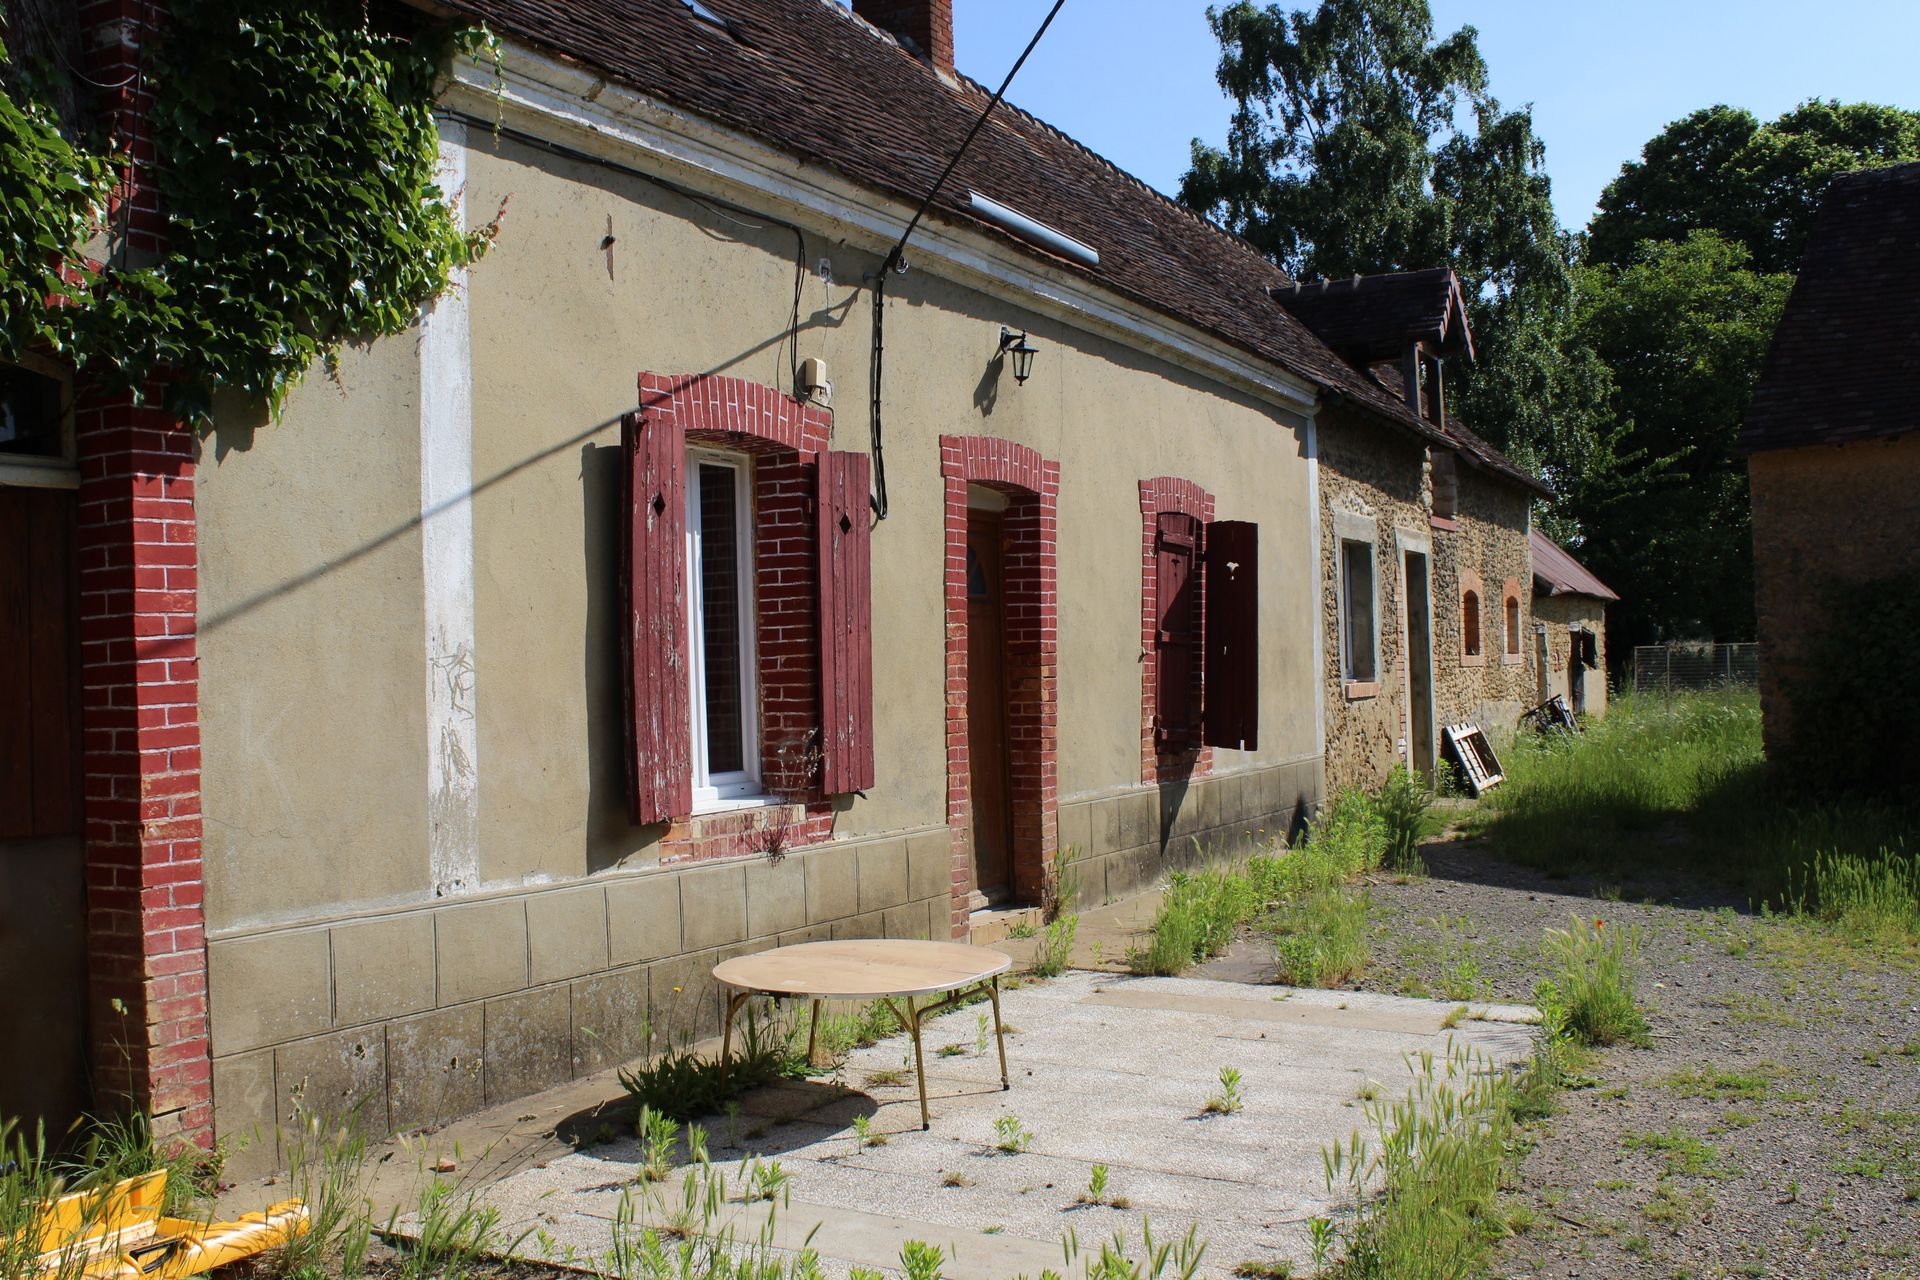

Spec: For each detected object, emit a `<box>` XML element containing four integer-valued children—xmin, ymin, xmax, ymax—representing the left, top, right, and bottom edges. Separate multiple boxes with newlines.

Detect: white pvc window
<box><xmin>686</xmin><ymin>449</ymin><xmax>761</xmax><ymax>807</ymax></box>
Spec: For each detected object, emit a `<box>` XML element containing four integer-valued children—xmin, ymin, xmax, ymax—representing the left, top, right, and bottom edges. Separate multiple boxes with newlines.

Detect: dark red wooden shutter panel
<box><xmin>817</xmin><ymin>451</ymin><xmax>875</xmax><ymax>794</ymax></box>
<box><xmin>1203</xmin><ymin>518</ymin><xmax>1258</xmax><ymax>751</ymax></box>
<box><xmin>0</xmin><ymin>488</ymin><xmax>79</xmax><ymax>839</ymax></box>
<box><xmin>1154</xmin><ymin>511</ymin><xmax>1201</xmax><ymax>749</ymax></box>
<box><xmin>621</xmin><ymin>409</ymin><xmax>691</xmax><ymax>824</ymax></box>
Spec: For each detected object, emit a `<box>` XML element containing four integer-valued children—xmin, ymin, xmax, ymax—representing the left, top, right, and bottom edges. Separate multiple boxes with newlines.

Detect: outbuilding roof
<box><xmin>1530</xmin><ymin>529</ymin><xmax>1618</xmax><ymax>601</ymax></box>
<box><xmin>1273</xmin><ymin>268</ymin><xmax>1475</xmax><ymax>361</ymax></box>
<box><xmin>427</xmin><ymin>0</ymin><xmax>1543</xmax><ymax>491</ymax></box>
<box><xmin>1741</xmin><ymin>161</ymin><xmax>1920</xmax><ymax>453</ymax></box>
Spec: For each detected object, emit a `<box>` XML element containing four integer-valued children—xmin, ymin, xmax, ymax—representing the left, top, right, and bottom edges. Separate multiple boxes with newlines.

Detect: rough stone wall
<box><xmin>1534</xmin><ymin>594</ymin><xmax>1610</xmax><ymax>717</ymax></box>
<box><xmin>1317</xmin><ymin>405</ymin><xmax>1427</xmax><ymax>793</ymax></box>
<box><xmin>1749</xmin><ymin>432</ymin><xmax>1920</xmax><ymax>757</ymax></box>
<box><xmin>1432</xmin><ymin>467</ymin><xmax>1535</xmax><ymax>741</ymax></box>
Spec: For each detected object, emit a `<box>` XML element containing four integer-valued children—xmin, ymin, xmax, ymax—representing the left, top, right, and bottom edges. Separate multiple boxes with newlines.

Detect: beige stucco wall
<box><xmin>195</xmin><ymin>128</ymin><xmax>1325</xmax><ymax>1168</ymax></box>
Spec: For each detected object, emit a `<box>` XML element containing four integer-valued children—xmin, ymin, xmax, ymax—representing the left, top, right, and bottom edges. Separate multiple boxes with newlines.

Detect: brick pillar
<box><xmin>76</xmin><ymin>0</ymin><xmax>213</xmax><ymax>1147</ymax></box>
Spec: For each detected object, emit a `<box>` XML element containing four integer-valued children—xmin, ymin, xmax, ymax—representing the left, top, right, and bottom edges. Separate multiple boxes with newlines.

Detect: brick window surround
<box><xmin>940</xmin><ymin>436</ymin><xmax>1059</xmax><ymax>936</ymax></box>
<box><xmin>1501</xmin><ymin>577</ymin><xmax>1526</xmax><ymax>665</ymax></box>
<box><xmin>635</xmin><ymin>372</ymin><xmax>837</xmax><ymax>863</ymax></box>
<box><xmin>1460</xmin><ymin>567</ymin><xmax>1487</xmax><ymax>666</ymax></box>
<box><xmin>1138</xmin><ymin>478</ymin><xmax>1214</xmax><ymax>784</ymax></box>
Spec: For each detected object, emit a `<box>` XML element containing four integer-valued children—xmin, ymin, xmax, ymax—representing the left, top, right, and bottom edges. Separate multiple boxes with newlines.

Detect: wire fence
<box><xmin>1631</xmin><ymin>642</ymin><xmax>1760</xmax><ymax>696</ymax></box>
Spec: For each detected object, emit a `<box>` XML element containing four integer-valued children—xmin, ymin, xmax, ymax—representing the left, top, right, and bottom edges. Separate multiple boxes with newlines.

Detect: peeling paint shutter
<box><xmin>817</xmin><ymin>451</ymin><xmax>875</xmax><ymax>794</ymax></box>
<box><xmin>1154</xmin><ymin>511</ymin><xmax>1201</xmax><ymax>749</ymax></box>
<box><xmin>1202</xmin><ymin>519</ymin><xmax>1258</xmax><ymax>751</ymax></box>
<box><xmin>621</xmin><ymin>409</ymin><xmax>691</xmax><ymax>824</ymax></box>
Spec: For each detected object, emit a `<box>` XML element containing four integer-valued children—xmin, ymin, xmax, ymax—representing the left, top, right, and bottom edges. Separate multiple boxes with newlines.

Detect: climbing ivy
<box><xmin>0</xmin><ymin>2</ymin><xmax>497</xmax><ymax>422</ymax></box>
<box><xmin>0</xmin><ymin>38</ymin><xmax>111</xmax><ymax>358</ymax></box>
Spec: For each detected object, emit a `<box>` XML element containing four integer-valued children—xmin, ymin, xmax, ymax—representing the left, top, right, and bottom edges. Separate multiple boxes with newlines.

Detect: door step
<box><xmin>967</xmin><ymin>904</ymin><xmax>1042</xmax><ymax>945</ymax></box>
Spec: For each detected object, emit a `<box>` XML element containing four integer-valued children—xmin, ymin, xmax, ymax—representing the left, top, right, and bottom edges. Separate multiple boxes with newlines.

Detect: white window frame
<box><xmin>685</xmin><ymin>447</ymin><xmax>764</xmax><ymax>810</ymax></box>
<box><xmin>0</xmin><ymin>354</ymin><xmax>78</xmax><ymax>491</ymax></box>
<box><xmin>1338</xmin><ymin>535</ymin><xmax>1379</xmax><ymax>687</ymax></box>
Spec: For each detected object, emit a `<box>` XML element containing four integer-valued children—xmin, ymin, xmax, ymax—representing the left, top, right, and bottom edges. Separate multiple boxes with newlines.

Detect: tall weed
<box><xmin>1127</xmin><ymin>867</ymin><xmax>1254</xmax><ymax>976</ymax></box>
<box><xmin>1269</xmin><ymin>890</ymin><xmax>1371</xmax><ymax>987</ymax></box>
<box><xmin>1537</xmin><ymin>915</ymin><xmax>1650</xmax><ymax>1048</ymax></box>
<box><xmin>1374</xmin><ymin>766</ymin><xmax>1434</xmax><ymax>874</ymax></box>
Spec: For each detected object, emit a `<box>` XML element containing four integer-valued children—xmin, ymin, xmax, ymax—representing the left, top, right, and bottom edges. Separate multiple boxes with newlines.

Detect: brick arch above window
<box><xmin>638</xmin><ymin>371</ymin><xmax>832</xmax><ymax>457</ymax></box>
<box><xmin>1459</xmin><ymin>567</ymin><xmax>1486</xmax><ymax>667</ymax></box>
<box><xmin>1140</xmin><ymin>477</ymin><xmax>1215</xmax><ymax>782</ymax></box>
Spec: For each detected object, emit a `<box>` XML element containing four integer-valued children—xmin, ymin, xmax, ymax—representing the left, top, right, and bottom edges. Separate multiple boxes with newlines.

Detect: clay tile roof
<box><xmin>1272</xmin><ymin>268</ymin><xmax>1475</xmax><ymax>361</ymax></box>
<box><xmin>1741</xmin><ymin>161</ymin><xmax>1920</xmax><ymax>453</ymax></box>
<box><xmin>1530</xmin><ymin>529</ymin><xmax>1617</xmax><ymax>601</ymax></box>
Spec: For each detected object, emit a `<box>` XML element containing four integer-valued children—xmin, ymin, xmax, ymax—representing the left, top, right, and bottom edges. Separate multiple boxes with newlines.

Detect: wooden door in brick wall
<box><xmin>965</xmin><ymin>511</ymin><xmax>1013</xmax><ymax>906</ymax></box>
<box><xmin>1403</xmin><ymin>550</ymin><xmax>1435</xmax><ymax>776</ymax></box>
<box><xmin>0</xmin><ymin>484</ymin><xmax>87</xmax><ymax>1132</ymax></box>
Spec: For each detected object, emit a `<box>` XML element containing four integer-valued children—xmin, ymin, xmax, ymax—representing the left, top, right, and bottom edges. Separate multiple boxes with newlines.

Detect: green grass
<box><xmin>1622</xmin><ymin>1129</ymin><xmax>1741</xmax><ymax>1180</ymax></box>
<box><xmin>1536</xmin><ymin>914</ymin><xmax>1652</xmax><ymax>1047</ymax></box>
<box><xmin>1269</xmin><ymin>888</ymin><xmax>1372</xmax><ymax>986</ymax></box>
<box><xmin>1466</xmin><ymin>690</ymin><xmax>1918</xmax><ymax>945</ymax></box>
<box><xmin>1127</xmin><ymin>865</ymin><xmax>1258</xmax><ymax>976</ymax></box>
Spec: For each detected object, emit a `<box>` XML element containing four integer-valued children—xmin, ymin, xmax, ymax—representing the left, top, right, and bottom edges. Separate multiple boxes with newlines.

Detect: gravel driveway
<box><xmin>1350</xmin><ymin>836</ymin><xmax>1920</xmax><ymax>1280</ymax></box>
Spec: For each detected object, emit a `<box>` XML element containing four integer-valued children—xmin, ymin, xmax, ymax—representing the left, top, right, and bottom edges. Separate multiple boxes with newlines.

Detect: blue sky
<box><xmin>945</xmin><ymin>1</ymin><xmax>1920</xmax><ymax>232</ymax></box>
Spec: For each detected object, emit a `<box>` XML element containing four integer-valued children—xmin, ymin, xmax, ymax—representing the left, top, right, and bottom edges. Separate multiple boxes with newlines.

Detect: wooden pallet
<box><xmin>1442</xmin><ymin>722</ymin><xmax>1505</xmax><ymax>796</ymax></box>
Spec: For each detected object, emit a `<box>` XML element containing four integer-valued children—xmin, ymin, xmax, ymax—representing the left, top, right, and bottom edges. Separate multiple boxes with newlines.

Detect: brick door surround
<box><xmin>939</xmin><ymin>435</ymin><xmax>1059</xmax><ymax>937</ymax></box>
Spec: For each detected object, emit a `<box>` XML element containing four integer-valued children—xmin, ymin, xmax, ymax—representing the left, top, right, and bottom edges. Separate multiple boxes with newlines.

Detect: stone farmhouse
<box><xmin>1741</xmin><ymin>161</ymin><xmax>1920</xmax><ymax>769</ymax></box>
<box><xmin>1529</xmin><ymin>531</ymin><xmax>1615</xmax><ymax>719</ymax></box>
<box><xmin>0</xmin><ymin>0</ymin><xmax>1575</xmax><ymax>1172</ymax></box>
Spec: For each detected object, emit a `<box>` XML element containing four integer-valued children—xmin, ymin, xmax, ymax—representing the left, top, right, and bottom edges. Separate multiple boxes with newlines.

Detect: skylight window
<box><xmin>682</xmin><ymin>0</ymin><xmax>729</xmax><ymax>28</ymax></box>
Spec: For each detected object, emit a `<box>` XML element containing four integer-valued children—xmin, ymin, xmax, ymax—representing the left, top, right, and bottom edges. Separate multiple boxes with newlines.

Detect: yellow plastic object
<box><xmin>23</xmin><ymin>1169</ymin><xmax>308</xmax><ymax>1279</ymax></box>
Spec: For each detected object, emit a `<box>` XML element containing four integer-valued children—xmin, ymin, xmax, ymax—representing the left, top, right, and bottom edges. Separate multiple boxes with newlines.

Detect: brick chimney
<box><xmin>853</xmin><ymin>0</ymin><xmax>954</xmax><ymax>75</ymax></box>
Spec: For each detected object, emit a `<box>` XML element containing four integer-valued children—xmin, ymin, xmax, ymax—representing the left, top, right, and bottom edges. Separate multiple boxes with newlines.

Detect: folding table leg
<box><xmin>905</xmin><ymin>996</ymin><xmax>930</xmax><ymax>1130</ymax></box>
<box><xmin>806</xmin><ymin>999</ymin><xmax>823</xmax><ymax>1065</ymax></box>
<box><xmin>717</xmin><ymin>991</ymin><xmax>748</xmax><ymax>1094</ymax></box>
<box><xmin>988</xmin><ymin>976</ymin><xmax>1010</xmax><ymax>1090</ymax></box>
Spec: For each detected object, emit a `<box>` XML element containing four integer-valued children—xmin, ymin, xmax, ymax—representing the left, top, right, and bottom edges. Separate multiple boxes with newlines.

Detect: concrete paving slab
<box><xmin>472</xmin><ymin>970</ymin><xmax>1538</xmax><ymax>1277</ymax></box>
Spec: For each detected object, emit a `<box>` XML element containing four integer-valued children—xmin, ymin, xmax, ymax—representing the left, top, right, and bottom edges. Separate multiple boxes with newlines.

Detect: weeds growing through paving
<box><xmin>1538</xmin><ymin>914</ymin><xmax>1652</xmax><ymax>1048</ymax></box>
<box><xmin>1203</xmin><ymin>1066</ymin><xmax>1246</xmax><ymax>1115</ymax></box>
<box><xmin>638</xmin><ymin>1107</ymin><xmax>679</xmax><ymax>1182</ymax></box>
<box><xmin>992</xmin><ymin>1115</ymin><xmax>1033</xmax><ymax>1154</ymax></box>
<box><xmin>1375</xmin><ymin>765</ymin><xmax>1436</xmax><ymax>875</ymax></box>
<box><xmin>1034</xmin><ymin>912</ymin><xmax>1080</xmax><ymax>977</ymax></box>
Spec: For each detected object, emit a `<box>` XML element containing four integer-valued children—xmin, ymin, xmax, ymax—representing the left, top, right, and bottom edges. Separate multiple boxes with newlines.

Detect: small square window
<box><xmin>0</xmin><ymin>362</ymin><xmax>69</xmax><ymax>465</ymax></box>
<box><xmin>1340</xmin><ymin>538</ymin><xmax>1377</xmax><ymax>684</ymax></box>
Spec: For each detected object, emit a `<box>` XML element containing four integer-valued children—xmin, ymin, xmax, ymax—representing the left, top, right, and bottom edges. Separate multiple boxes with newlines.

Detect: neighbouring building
<box><xmin>1740</xmin><ymin>161</ymin><xmax>1920</xmax><ymax>766</ymax></box>
<box><xmin>0</xmin><ymin>0</ymin><xmax>1561</xmax><ymax>1170</ymax></box>
<box><xmin>1275</xmin><ymin>271</ymin><xmax>1548</xmax><ymax>789</ymax></box>
<box><xmin>1529</xmin><ymin>530</ymin><xmax>1615</xmax><ymax>718</ymax></box>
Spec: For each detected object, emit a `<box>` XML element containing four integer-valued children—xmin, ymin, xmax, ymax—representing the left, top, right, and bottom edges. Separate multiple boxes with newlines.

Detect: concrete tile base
<box><xmin>468</xmin><ymin>971</ymin><xmax>1537</xmax><ymax>1278</ymax></box>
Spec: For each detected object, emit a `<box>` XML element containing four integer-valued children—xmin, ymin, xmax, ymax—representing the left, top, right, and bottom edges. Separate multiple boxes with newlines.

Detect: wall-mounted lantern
<box><xmin>998</xmin><ymin>327</ymin><xmax>1038</xmax><ymax>385</ymax></box>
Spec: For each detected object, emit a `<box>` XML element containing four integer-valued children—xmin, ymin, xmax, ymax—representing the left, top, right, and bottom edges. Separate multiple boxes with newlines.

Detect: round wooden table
<box><xmin>713</xmin><ymin>939</ymin><xmax>1014</xmax><ymax>1130</ymax></box>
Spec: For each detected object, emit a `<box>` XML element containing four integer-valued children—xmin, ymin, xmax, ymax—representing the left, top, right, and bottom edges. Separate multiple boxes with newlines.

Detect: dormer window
<box><xmin>1421</xmin><ymin>351</ymin><xmax>1444</xmax><ymax>425</ymax></box>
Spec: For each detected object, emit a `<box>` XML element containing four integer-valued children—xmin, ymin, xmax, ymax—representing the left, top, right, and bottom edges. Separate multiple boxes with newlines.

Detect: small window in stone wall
<box><xmin>1340</xmin><ymin>538</ymin><xmax>1377</xmax><ymax>684</ymax></box>
<box><xmin>1505</xmin><ymin>593</ymin><xmax>1521</xmax><ymax>656</ymax></box>
<box><xmin>1462</xmin><ymin>590</ymin><xmax>1482</xmax><ymax>658</ymax></box>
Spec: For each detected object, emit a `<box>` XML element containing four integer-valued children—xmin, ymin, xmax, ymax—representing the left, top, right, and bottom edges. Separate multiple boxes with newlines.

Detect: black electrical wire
<box><xmin>867</xmin><ymin>0</ymin><xmax>1068</xmax><ymax>519</ymax></box>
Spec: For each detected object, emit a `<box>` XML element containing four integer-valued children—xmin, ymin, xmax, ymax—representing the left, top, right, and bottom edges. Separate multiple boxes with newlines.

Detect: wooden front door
<box><xmin>0</xmin><ymin>484</ymin><xmax>87</xmax><ymax>1133</ymax></box>
<box><xmin>965</xmin><ymin>511</ymin><xmax>1013</xmax><ymax>906</ymax></box>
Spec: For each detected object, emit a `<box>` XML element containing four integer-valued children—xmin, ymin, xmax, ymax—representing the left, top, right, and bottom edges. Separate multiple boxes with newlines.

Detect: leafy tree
<box><xmin>1179</xmin><ymin>0</ymin><xmax>1618</xmax><ymax>529</ymax></box>
<box><xmin>1572</xmin><ymin>231</ymin><xmax>1792</xmax><ymax>647</ymax></box>
<box><xmin>1589</xmin><ymin>101</ymin><xmax>1920</xmax><ymax>273</ymax></box>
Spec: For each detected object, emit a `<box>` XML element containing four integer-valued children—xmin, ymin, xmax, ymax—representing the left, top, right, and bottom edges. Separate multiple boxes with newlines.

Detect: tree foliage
<box><xmin>1572</xmin><ymin>232</ymin><xmax>1791</xmax><ymax>647</ymax></box>
<box><xmin>1180</xmin><ymin>0</ymin><xmax>1618</xmax><ymax>537</ymax></box>
<box><xmin>0</xmin><ymin>2</ymin><xmax>495</xmax><ymax>422</ymax></box>
<box><xmin>1589</xmin><ymin>101</ymin><xmax>1920</xmax><ymax>274</ymax></box>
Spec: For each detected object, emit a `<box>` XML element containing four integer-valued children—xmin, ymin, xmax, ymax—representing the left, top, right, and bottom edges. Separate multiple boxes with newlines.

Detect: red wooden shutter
<box><xmin>816</xmin><ymin>451</ymin><xmax>875</xmax><ymax>794</ymax></box>
<box><xmin>0</xmin><ymin>488</ymin><xmax>79</xmax><ymax>839</ymax></box>
<box><xmin>1203</xmin><ymin>519</ymin><xmax>1259</xmax><ymax>751</ymax></box>
<box><xmin>621</xmin><ymin>409</ymin><xmax>691</xmax><ymax>824</ymax></box>
<box><xmin>1154</xmin><ymin>511</ymin><xmax>1201</xmax><ymax>749</ymax></box>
